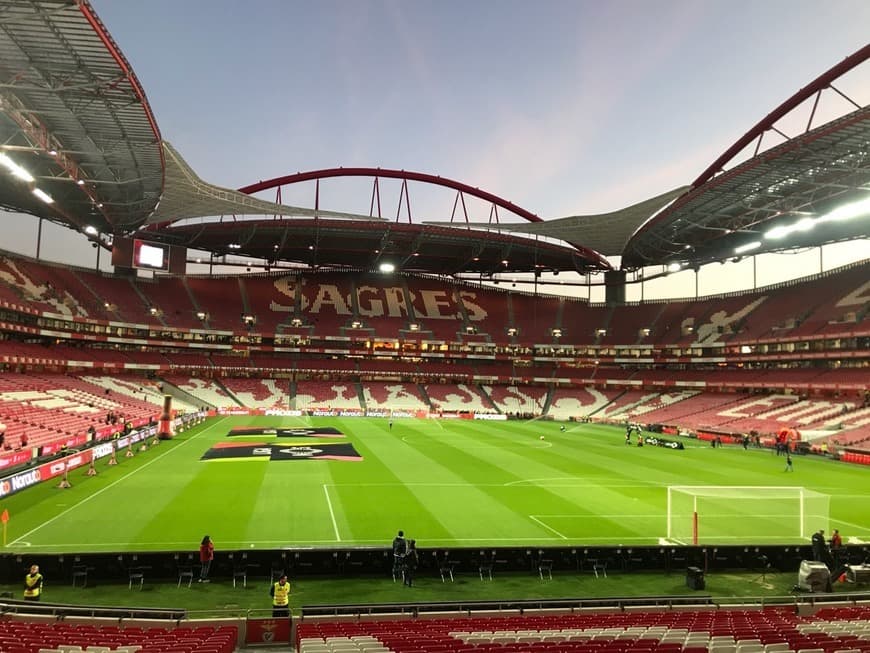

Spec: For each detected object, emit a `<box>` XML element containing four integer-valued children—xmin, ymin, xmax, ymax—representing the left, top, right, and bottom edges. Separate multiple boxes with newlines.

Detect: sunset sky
<box><xmin>4</xmin><ymin>0</ymin><xmax>869</xmax><ymax>299</ymax></box>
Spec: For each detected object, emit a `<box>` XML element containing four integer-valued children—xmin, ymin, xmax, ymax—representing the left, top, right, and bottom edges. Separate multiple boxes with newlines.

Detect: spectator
<box><xmin>830</xmin><ymin>529</ymin><xmax>843</xmax><ymax>566</ymax></box>
<box><xmin>270</xmin><ymin>573</ymin><xmax>290</xmax><ymax>617</ymax></box>
<box><xmin>811</xmin><ymin>529</ymin><xmax>827</xmax><ymax>563</ymax></box>
<box><xmin>198</xmin><ymin>535</ymin><xmax>214</xmax><ymax>582</ymax></box>
<box><xmin>19</xmin><ymin>433</ymin><xmax>28</xmax><ymax>450</ymax></box>
<box><xmin>391</xmin><ymin>530</ymin><xmax>406</xmax><ymax>581</ymax></box>
<box><xmin>23</xmin><ymin>565</ymin><xmax>42</xmax><ymax>601</ymax></box>
<box><xmin>403</xmin><ymin>539</ymin><xmax>419</xmax><ymax>587</ymax></box>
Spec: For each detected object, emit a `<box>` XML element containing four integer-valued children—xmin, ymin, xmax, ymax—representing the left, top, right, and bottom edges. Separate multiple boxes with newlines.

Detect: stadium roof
<box><xmin>621</xmin><ymin>45</ymin><xmax>870</xmax><ymax>270</ymax></box>
<box><xmin>0</xmin><ymin>1</ymin><xmax>867</xmax><ymax>276</ymax></box>
<box><xmin>427</xmin><ymin>186</ymin><xmax>691</xmax><ymax>258</ymax></box>
<box><xmin>0</xmin><ymin>0</ymin><xmax>162</xmax><ymax>233</ymax></box>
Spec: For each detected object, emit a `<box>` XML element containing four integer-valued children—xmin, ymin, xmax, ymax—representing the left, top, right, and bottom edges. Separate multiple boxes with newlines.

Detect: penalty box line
<box><xmin>529</xmin><ymin>513</ymin><xmax>663</xmax><ymax>542</ymax></box>
<box><xmin>323</xmin><ymin>484</ymin><xmax>341</xmax><ymax>542</ymax></box>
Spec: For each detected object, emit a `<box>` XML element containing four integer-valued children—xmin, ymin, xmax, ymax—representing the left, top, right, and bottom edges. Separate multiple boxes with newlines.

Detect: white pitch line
<box><xmin>504</xmin><ymin>477</ymin><xmax>657</xmax><ymax>487</ymax></box>
<box><xmin>529</xmin><ymin>515</ymin><xmax>568</xmax><ymax>540</ymax></box>
<box><xmin>831</xmin><ymin>518</ymin><xmax>870</xmax><ymax>534</ymax></box>
<box><xmin>14</xmin><ymin>533</ymin><xmax>817</xmax><ymax>549</ymax></box>
<box><xmin>7</xmin><ymin>417</ymin><xmax>224</xmax><ymax>547</ymax></box>
<box><xmin>323</xmin><ymin>484</ymin><xmax>341</xmax><ymax>542</ymax></box>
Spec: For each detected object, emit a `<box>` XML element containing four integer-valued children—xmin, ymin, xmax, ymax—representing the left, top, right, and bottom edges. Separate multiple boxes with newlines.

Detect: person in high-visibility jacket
<box><xmin>270</xmin><ymin>573</ymin><xmax>290</xmax><ymax>617</ymax></box>
<box><xmin>23</xmin><ymin>565</ymin><xmax>43</xmax><ymax>601</ymax></box>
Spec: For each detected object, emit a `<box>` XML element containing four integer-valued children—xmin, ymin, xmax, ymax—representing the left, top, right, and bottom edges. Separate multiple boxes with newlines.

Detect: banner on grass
<box><xmin>643</xmin><ymin>435</ymin><xmax>685</xmax><ymax>450</ymax></box>
<box><xmin>201</xmin><ymin>442</ymin><xmax>363</xmax><ymax>462</ymax></box>
<box><xmin>228</xmin><ymin>426</ymin><xmax>344</xmax><ymax>437</ymax></box>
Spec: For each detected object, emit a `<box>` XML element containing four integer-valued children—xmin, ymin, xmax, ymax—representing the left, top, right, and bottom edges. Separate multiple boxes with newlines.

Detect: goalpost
<box><xmin>666</xmin><ymin>486</ymin><xmax>830</xmax><ymax>545</ymax></box>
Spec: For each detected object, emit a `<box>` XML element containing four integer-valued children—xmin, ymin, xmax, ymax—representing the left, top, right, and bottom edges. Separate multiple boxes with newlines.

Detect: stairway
<box><xmin>417</xmin><ymin>383</ymin><xmax>433</xmax><ymax>411</ymax></box>
<box><xmin>182</xmin><ymin>278</ymin><xmax>207</xmax><ymax>328</ymax></box>
<box><xmin>238</xmin><ymin>278</ymin><xmax>252</xmax><ymax>321</ymax></box>
<box><xmin>214</xmin><ymin>378</ymin><xmax>244</xmax><ymax>407</ymax></box>
<box><xmin>540</xmin><ymin>386</ymin><xmax>555</xmax><ymax>416</ymax></box>
<box><xmin>288</xmin><ymin>380</ymin><xmax>297</xmax><ymax>410</ymax></box>
<box><xmin>478</xmin><ymin>384</ymin><xmax>501</xmax><ymax>414</ymax></box>
<box><xmin>589</xmin><ymin>390</ymin><xmax>625</xmax><ymax>417</ymax></box>
<box><xmin>158</xmin><ymin>377</ymin><xmax>215</xmax><ymax>409</ymax></box>
<box><xmin>130</xmin><ymin>279</ymin><xmax>168</xmax><ymax>327</ymax></box>
<box><xmin>356</xmin><ymin>382</ymin><xmax>367</xmax><ymax>411</ymax></box>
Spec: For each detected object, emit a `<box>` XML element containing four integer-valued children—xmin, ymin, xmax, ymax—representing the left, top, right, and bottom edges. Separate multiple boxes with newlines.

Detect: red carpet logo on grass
<box><xmin>201</xmin><ymin>442</ymin><xmax>362</xmax><ymax>461</ymax></box>
<box><xmin>228</xmin><ymin>426</ymin><xmax>344</xmax><ymax>437</ymax></box>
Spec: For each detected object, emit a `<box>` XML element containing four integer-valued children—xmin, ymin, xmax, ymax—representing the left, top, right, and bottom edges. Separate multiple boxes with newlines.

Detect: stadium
<box><xmin>0</xmin><ymin>1</ymin><xmax>869</xmax><ymax>651</ymax></box>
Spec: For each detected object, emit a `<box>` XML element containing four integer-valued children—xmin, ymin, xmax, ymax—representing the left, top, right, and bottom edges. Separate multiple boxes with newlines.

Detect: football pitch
<box><xmin>3</xmin><ymin>416</ymin><xmax>869</xmax><ymax>554</ymax></box>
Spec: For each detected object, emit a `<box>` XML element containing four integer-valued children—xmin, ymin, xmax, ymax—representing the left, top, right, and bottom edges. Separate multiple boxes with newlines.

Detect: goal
<box><xmin>666</xmin><ymin>486</ymin><xmax>830</xmax><ymax>545</ymax></box>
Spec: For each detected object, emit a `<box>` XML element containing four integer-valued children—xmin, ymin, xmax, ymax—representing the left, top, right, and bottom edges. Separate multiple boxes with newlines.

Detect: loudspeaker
<box><xmin>846</xmin><ymin>564</ymin><xmax>870</xmax><ymax>584</ymax></box>
<box><xmin>686</xmin><ymin>566</ymin><xmax>705</xmax><ymax>590</ymax></box>
<box><xmin>797</xmin><ymin>560</ymin><xmax>831</xmax><ymax>592</ymax></box>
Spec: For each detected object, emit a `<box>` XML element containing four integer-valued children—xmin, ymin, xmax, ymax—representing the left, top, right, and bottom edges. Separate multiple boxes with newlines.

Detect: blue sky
<box><xmin>7</xmin><ymin>0</ymin><xmax>870</xmax><ymax>296</ymax></box>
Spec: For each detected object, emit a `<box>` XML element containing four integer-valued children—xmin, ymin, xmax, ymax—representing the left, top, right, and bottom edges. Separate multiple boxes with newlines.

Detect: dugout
<box><xmin>3</xmin><ymin>543</ymin><xmax>864</xmax><ymax>586</ymax></box>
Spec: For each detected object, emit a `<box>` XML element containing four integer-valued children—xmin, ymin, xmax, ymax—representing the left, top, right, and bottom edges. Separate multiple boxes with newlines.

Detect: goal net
<box><xmin>667</xmin><ymin>486</ymin><xmax>830</xmax><ymax>545</ymax></box>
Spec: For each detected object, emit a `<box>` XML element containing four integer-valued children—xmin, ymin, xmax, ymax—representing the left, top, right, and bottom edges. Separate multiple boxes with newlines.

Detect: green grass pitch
<box><xmin>2</xmin><ymin>416</ymin><xmax>869</xmax><ymax>554</ymax></box>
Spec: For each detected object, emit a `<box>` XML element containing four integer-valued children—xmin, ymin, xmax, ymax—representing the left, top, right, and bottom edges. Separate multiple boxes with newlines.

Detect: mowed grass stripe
<box><xmin>391</xmin><ymin>420</ymin><xmax>579</xmax><ymax>538</ymax></box>
<box><xmin>342</xmin><ymin>419</ymin><xmax>549</xmax><ymax>543</ymax></box>
<box><xmin>407</xmin><ymin>420</ymin><xmax>669</xmax><ymax>542</ymax></box>
<box><xmin>326</xmin><ymin>419</ymin><xmax>461</xmax><ymax>544</ymax></box>
<box><xmin>2</xmin><ymin>416</ymin><xmax>869</xmax><ymax>553</ymax></box>
<box><xmin>440</xmin><ymin>422</ymin><xmax>664</xmax><ymax>539</ymax></box>
<box><xmin>6</xmin><ymin>418</ymin><xmax>223</xmax><ymax>551</ymax></box>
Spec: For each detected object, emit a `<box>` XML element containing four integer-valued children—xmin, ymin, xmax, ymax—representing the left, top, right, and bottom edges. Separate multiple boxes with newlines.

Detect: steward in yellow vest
<box><xmin>24</xmin><ymin>565</ymin><xmax>43</xmax><ymax>600</ymax></box>
<box><xmin>270</xmin><ymin>574</ymin><xmax>290</xmax><ymax>617</ymax></box>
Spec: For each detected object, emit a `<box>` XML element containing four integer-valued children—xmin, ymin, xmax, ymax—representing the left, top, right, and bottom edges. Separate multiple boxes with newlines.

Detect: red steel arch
<box><xmin>691</xmin><ymin>43</ymin><xmax>870</xmax><ymax>189</ymax></box>
<box><xmin>238</xmin><ymin>167</ymin><xmax>544</xmax><ymax>224</ymax></box>
<box><xmin>238</xmin><ymin>168</ymin><xmax>612</xmax><ymax>269</ymax></box>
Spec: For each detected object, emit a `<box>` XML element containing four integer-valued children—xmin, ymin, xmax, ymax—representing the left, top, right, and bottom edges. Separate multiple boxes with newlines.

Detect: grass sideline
<box><xmin>1</xmin><ymin>416</ymin><xmax>868</xmax><ymax>554</ymax></box>
<box><xmin>0</xmin><ymin>569</ymin><xmax>842</xmax><ymax>617</ymax></box>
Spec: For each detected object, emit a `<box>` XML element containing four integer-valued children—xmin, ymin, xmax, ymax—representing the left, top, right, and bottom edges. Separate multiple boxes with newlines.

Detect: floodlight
<box><xmin>84</xmin><ymin>225</ymin><xmax>98</xmax><ymax>235</ymax></box>
<box><xmin>0</xmin><ymin>153</ymin><xmax>35</xmax><ymax>182</ymax></box>
<box><xmin>734</xmin><ymin>241</ymin><xmax>762</xmax><ymax>254</ymax></box>
<box><xmin>379</xmin><ymin>262</ymin><xmax>395</xmax><ymax>273</ymax></box>
<box><xmin>32</xmin><ymin>188</ymin><xmax>54</xmax><ymax>204</ymax></box>
<box><xmin>794</xmin><ymin>217</ymin><xmax>815</xmax><ymax>232</ymax></box>
<box><xmin>666</xmin><ymin>262</ymin><xmax>682</xmax><ymax>273</ymax></box>
<box><xmin>764</xmin><ymin>225</ymin><xmax>790</xmax><ymax>240</ymax></box>
<box><xmin>819</xmin><ymin>195</ymin><xmax>870</xmax><ymax>223</ymax></box>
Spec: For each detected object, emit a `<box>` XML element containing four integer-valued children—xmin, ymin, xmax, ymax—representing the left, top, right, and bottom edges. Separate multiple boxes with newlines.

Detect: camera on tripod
<box><xmin>753</xmin><ymin>553</ymin><xmax>775</xmax><ymax>582</ymax></box>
